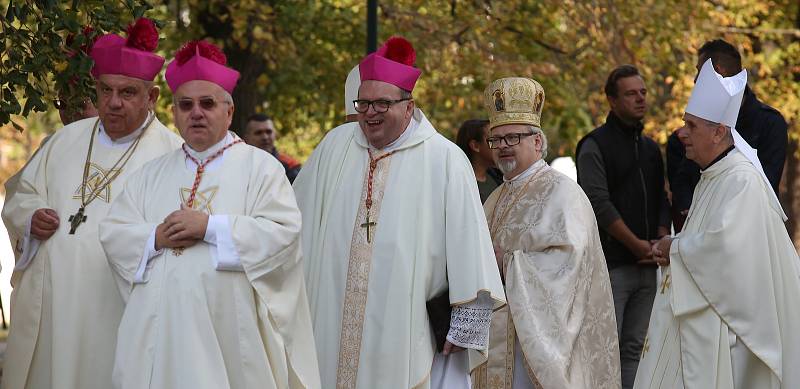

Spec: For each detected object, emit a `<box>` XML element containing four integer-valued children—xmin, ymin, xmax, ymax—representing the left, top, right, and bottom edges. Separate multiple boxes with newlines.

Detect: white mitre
<box><xmin>686</xmin><ymin>58</ymin><xmax>787</xmax><ymax>220</ymax></box>
<box><xmin>344</xmin><ymin>64</ymin><xmax>360</xmax><ymax>115</ymax></box>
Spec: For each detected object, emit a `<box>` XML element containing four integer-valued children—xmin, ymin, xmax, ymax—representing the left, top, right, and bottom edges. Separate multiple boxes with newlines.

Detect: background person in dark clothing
<box><xmin>241</xmin><ymin>113</ymin><xmax>302</xmax><ymax>183</ymax></box>
<box><xmin>576</xmin><ymin>65</ymin><xmax>670</xmax><ymax>389</ymax></box>
<box><xmin>456</xmin><ymin>118</ymin><xmax>503</xmax><ymax>203</ymax></box>
<box><xmin>667</xmin><ymin>39</ymin><xmax>788</xmax><ymax>231</ymax></box>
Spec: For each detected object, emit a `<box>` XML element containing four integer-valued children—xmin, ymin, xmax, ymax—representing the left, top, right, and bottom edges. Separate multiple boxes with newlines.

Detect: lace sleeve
<box><xmin>445</xmin><ymin>291</ymin><xmax>494</xmax><ymax>350</ymax></box>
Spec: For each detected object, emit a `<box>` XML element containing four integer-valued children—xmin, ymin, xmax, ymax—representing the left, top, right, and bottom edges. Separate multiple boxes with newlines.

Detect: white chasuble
<box><xmin>293</xmin><ymin>109</ymin><xmax>506</xmax><ymax>389</ymax></box>
<box><xmin>473</xmin><ymin>162</ymin><xmax>621</xmax><ymax>389</ymax></box>
<box><xmin>0</xmin><ymin>117</ymin><xmax>181</xmax><ymax>389</ymax></box>
<box><xmin>634</xmin><ymin>151</ymin><xmax>800</xmax><ymax>389</ymax></box>
<box><xmin>98</xmin><ymin>142</ymin><xmax>320</xmax><ymax>389</ymax></box>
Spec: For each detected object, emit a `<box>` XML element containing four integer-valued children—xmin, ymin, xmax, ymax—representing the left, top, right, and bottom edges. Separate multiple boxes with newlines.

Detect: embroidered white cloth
<box><xmin>99</xmin><ymin>142</ymin><xmax>320</xmax><ymax>389</ymax></box>
<box><xmin>0</xmin><ymin>116</ymin><xmax>181</xmax><ymax>389</ymax></box>
<box><xmin>293</xmin><ymin>109</ymin><xmax>506</xmax><ymax>389</ymax></box>
<box><xmin>473</xmin><ymin>161</ymin><xmax>620</xmax><ymax>389</ymax></box>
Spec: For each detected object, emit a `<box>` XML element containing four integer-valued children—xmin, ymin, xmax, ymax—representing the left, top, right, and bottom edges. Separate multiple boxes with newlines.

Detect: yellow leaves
<box><xmin>54</xmin><ymin>61</ymin><xmax>68</xmax><ymax>73</ymax></box>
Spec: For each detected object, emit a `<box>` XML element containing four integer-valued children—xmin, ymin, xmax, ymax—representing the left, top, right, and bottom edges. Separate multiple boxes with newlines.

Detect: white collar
<box><xmin>373</xmin><ymin>114</ymin><xmax>419</xmax><ymax>152</ymax></box>
<box><xmin>504</xmin><ymin>159</ymin><xmax>546</xmax><ymax>182</ymax></box>
<box><xmin>97</xmin><ymin>111</ymin><xmax>153</xmax><ymax>147</ymax></box>
<box><xmin>184</xmin><ymin>132</ymin><xmax>235</xmax><ymax>162</ymax></box>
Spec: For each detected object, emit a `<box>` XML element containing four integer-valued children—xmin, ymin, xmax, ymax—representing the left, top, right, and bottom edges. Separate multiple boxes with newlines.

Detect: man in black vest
<box><xmin>576</xmin><ymin>65</ymin><xmax>670</xmax><ymax>389</ymax></box>
<box><xmin>667</xmin><ymin>39</ymin><xmax>787</xmax><ymax>231</ymax></box>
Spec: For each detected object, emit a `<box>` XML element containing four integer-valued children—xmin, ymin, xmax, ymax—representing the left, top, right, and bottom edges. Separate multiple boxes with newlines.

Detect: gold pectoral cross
<box><xmin>360</xmin><ymin>214</ymin><xmax>377</xmax><ymax>243</ymax></box>
<box><xmin>68</xmin><ymin>207</ymin><xmax>87</xmax><ymax>234</ymax></box>
<box><xmin>660</xmin><ymin>274</ymin><xmax>672</xmax><ymax>294</ymax></box>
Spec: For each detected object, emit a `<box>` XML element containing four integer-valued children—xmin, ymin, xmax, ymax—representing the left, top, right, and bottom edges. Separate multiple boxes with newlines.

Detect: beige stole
<box><xmin>335</xmin><ymin>151</ymin><xmax>395</xmax><ymax>388</ymax></box>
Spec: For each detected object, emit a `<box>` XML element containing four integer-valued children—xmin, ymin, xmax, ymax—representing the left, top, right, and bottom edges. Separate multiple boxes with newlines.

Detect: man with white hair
<box><xmin>473</xmin><ymin>77</ymin><xmax>620</xmax><ymax>389</ymax></box>
<box><xmin>0</xmin><ymin>18</ymin><xmax>182</xmax><ymax>389</ymax></box>
<box><xmin>99</xmin><ymin>40</ymin><xmax>319</xmax><ymax>389</ymax></box>
<box><xmin>634</xmin><ymin>59</ymin><xmax>800</xmax><ymax>389</ymax></box>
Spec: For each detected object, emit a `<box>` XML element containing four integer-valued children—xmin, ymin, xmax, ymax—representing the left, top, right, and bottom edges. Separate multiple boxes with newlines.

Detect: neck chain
<box><xmin>181</xmin><ymin>139</ymin><xmax>243</xmax><ymax>207</ymax></box>
<box><xmin>68</xmin><ymin>114</ymin><xmax>154</xmax><ymax>234</ymax></box>
<box><xmin>360</xmin><ymin>149</ymin><xmax>397</xmax><ymax>243</ymax></box>
<box><xmin>171</xmin><ymin>138</ymin><xmax>242</xmax><ymax>257</ymax></box>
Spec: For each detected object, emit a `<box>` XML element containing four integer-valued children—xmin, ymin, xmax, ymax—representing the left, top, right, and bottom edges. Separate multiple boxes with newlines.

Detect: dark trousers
<box><xmin>609</xmin><ymin>264</ymin><xmax>657</xmax><ymax>389</ymax></box>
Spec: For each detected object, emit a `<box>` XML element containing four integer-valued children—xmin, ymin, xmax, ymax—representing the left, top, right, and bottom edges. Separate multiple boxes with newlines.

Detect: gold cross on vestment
<box><xmin>360</xmin><ymin>214</ymin><xmax>377</xmax><ymax>243</ymax></box>
<box><xmin>660</xmin><ymin>274</ymin><xmax>672</xmax><ymax>294</ymax></box>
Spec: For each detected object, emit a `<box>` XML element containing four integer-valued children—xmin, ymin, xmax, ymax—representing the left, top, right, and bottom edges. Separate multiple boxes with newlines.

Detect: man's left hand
<box><xmin>163</xmin><ymin>203</ymin><xmax>209</xmax><ymax>241</ymax></box>
<box><xmin>442</xmin><ymin>340</ymin><xmax>465</xmax><ymax>355</ymax></box>
<box><xmin>652</xmin><ymin>236</ymin><xmax>673</xmax><ymax>266</ymax></box>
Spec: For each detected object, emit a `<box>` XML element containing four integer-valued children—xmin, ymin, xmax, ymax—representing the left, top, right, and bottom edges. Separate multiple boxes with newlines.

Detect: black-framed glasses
<box><xmin>176</xmin><ymin>97</ymin><xmax>229</xmax><ymax>112</ymax></box>
<box><xmin>486</xmin><ymin>132</ymin><xmax>535</xmax><ymax>149</ymax></box>
<box><xmin>353</xmin><ymin>98</ymin><xmax>411</xmax><ymax>113</ymax></box>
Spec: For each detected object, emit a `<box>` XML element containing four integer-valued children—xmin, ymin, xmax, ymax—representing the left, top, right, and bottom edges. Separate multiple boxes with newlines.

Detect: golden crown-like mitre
<box><xmin>484</xmin><ymin>77</ymin><xmax>545</xmax><ymax>130</ymax></box>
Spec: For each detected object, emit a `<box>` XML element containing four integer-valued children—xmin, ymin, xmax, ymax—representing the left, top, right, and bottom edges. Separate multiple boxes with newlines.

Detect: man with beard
<box><xmin>472</xmin><ymin>76</ymin><xmax>620</xmax><ymax>389</ymax></box>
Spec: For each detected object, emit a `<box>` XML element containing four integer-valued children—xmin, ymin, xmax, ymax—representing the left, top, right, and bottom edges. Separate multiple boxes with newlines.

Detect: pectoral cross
<box><xmin>68</xmin><ymin>207</ymin><xmax>87</xmax><ymax>234</ymax></box>
<box><xmin>660</xmin><ymin>274</ymin><xmax>672</xmax><ymax>294</ymax></box>
<box><xmin>360</xmin><ymin>215</ymin><xmax>377</xmax><ymax>243</ymax></box>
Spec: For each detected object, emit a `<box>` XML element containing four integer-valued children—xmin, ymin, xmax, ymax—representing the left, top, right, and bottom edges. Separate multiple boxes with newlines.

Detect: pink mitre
<box><xmin>90</xmin><ymin>18</ymin><xmax>165</xmax><ymax>81</ymax></box>
<box><xmin>165</xmin><ymin>40</ymin><xmax>240</xmax><ymax>94</ymax></box>
<box><xmin>359</xmin><ymin>36</ymin><xmax>421</xmax><ymax>92</ymax></box>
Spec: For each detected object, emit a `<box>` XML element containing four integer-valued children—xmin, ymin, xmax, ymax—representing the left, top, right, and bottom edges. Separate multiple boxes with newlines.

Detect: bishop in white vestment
<box><xmin>634</xmin><ymin>60</ymin><xmax>800</xmax><ymax>389</ymax></box>
<box><xmin>0</xmin><ymin>20</ymin><xmax>181</xmax><ymax>389</ymax></box>
<box><xmin>472</xmin><ymin>77</ymin><xmax>620</xmax><ymax>389</ymax></box>
<box><xmin>294</xmin><ymin>36</ymin><xmax>506</xmax><ymax>389</ymax></box>
<box><xmin>99</xmin><ymin>40</ymin><xmax>320</xmax><ymax>389</ymax></box>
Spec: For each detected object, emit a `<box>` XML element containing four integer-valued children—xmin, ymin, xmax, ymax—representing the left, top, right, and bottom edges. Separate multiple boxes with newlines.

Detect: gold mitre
<box><xmin>484</xmin><ymin>77</ymin><xmax>545</xmax><ymax>130</ymax></box>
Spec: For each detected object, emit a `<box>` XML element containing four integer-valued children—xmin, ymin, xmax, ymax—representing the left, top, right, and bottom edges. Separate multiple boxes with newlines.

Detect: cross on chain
<box><xmin>660</xmin><ymin>274</ymin><xmax>672</xmax><ymax>294</ymax></box>
<box><xmin>360</xmin><ymin>149</ymin><xmax>396</xmax><ymax>244</ymax></box>
<box><xmin>68</xmin><ymin>207</ymin><xmax>87</xmax><ymax>234</ymax></box>
<box><xmin>360</xmin><ymin>214</ymin><xmax>377</xmax><ymax>243</ymax></box>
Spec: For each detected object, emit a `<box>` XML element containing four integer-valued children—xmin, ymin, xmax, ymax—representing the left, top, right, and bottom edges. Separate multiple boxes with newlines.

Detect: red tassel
<box><xmin>125</xmin><ymin>18</ymin><xmax>159</xmax><ymax>52</ymax></box>
<box><xmin>175</xmin><ymin>40</ymin><xmax>227</xmax><ymax>66</ymax></box>
<box><xmin>380</xmin><ymin>36</ymin><xmax>416</xmax><ymax>66</ymax></box>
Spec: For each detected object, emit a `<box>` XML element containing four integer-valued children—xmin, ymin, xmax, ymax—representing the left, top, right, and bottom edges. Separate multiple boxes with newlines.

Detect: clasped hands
<box><xmin>634</xmin><ymin>236</ymin><xmax>673</xmax><ymax>267</ymax></box>
<box><xmin>154</xmin><ymin>204</ymin><xmax>209</xmax><ymax>251</ymax></box>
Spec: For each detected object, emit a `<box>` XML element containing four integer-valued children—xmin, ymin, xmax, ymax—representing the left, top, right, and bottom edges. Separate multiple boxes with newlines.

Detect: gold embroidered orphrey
<box><xmin>69</xmin><ymin>115</ymin><xmax>154</xmax><ymax>234</ymax></box>
<box><xmin>336</xmin><ymin>151</ymin><xmax>395</xmax><ymax>389</ymax></box>
<box><xmin>180</xmin><ymin>186</ymin><xmax>219</xmax><ymax>214</ymax></box>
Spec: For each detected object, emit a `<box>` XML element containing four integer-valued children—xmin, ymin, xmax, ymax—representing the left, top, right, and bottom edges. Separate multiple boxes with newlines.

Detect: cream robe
<box><xmin>293</xmin><ymin>109</ymin><xmax>506</xmax><ymax>389</ymax></box>
<box><xmin>0</xmin><ymin>116</ymin><xmax>181</xmax><ymax>389</ymax></box>
<box><xmin>633</xmin><ymin>151</ymin><xmax>800</xmax><ymax>389</ymax></box>
<box><xmin>98</xmin><ymin>141</ymin><xmax>320</xmax><ymax>389</ymax></box>
<box><xmin>473</xmin><ymin>162</ymin><xmax>620</xmax><ymax>389</ymax></box>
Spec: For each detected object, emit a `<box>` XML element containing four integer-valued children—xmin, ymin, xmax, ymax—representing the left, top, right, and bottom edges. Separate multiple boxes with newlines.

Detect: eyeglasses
<box><xmin>176</xmin><ymin>97</ymin><xmax>229</xmax><ymax>112</ymax></box>
<box><xmin>486</xmin><ymin>132</ymin><xmax>535</xmax><ymax>149</ymax></box>
<box><xmin>353</xmin><ymin>98</ymin><xmax>411</xmax><ymax>113</ymax></box>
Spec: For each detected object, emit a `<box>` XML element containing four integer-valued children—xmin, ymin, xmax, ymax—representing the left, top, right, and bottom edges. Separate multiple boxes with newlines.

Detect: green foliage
<box><xmin>0</xmin><ymin>0</ymin><xmax>152</xmax><ymax>130</ymax></box>
<box><xmin>2</xmin><ymin>0</ymin><xmax>799</xmax><ymax>163</ymax></box>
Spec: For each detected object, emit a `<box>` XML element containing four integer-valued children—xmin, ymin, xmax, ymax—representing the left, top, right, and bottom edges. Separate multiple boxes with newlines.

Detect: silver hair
<box><xmin>529</xmin><ymin>125</ymin><xmax>549</xmax><ymax>159</ymax></box>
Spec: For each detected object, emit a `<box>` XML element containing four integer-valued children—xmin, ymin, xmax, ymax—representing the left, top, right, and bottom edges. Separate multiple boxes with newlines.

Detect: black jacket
<box><xmin>667</xmin><ymin>86</ymin><xmax>787</xmax><ymax>230</ymax></box>
<box><xmin>577</xmin><ymin>112</ymin><xmax>668</xmax><ymax>268</ymax></box>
